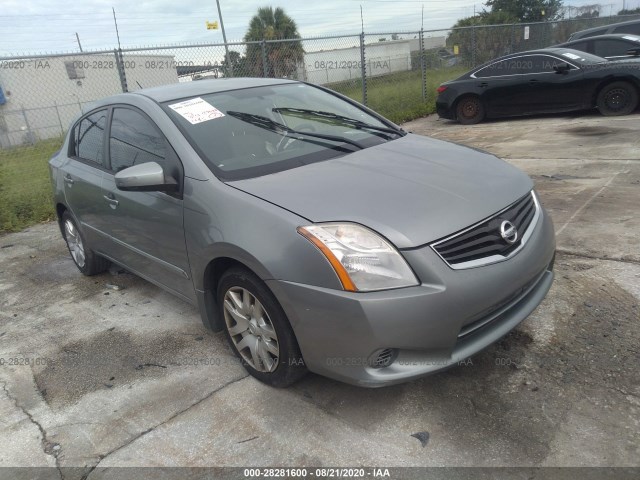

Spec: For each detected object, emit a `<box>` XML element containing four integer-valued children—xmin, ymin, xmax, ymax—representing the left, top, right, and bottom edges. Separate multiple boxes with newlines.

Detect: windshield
<box><xmin>162</xmin><ymin>83</ymin><xmax>403</xmax><ymax>180</ymax></box>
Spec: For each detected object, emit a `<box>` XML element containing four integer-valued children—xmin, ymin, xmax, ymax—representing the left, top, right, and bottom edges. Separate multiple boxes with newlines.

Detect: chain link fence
<box><xmin>1</xmin><ymin>14</ymin><xmax>639</xmax><ymax>231</ymax></box>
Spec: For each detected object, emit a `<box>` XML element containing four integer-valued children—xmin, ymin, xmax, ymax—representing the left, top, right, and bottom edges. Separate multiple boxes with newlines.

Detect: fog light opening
<box><xmin>369</xmin><ymin>348</ymin><xmax>397</xmax><ymax>369</ymax></box>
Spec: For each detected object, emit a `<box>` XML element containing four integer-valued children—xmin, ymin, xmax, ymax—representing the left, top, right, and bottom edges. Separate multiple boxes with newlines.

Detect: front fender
<box><xmin>183</xmin><ymin>178</ymin><xmax>344</xmax><ymax>330</ymax></box>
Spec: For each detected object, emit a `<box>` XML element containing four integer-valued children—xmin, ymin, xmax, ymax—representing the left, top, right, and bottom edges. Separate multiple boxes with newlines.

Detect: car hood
<box><xmin>228</xmin><ymin>134</ymin><xmax>533</xmax><ymax>249</ymax></box>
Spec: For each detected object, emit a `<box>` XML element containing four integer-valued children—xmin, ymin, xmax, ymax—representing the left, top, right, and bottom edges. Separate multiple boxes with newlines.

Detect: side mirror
<box><xmin>553</xmin><ymin>63</ymin><xmax>571</xmax><ymax>74</ymax></box>
<box><xmin>626</xmin><ymin>47</ymin><xmax>640</xmax><ymax>56</ymax></box>
<box><xmin>115</xmin><ymin>162</ymin><xmax>178</xmax><ymax>192</ymax></box>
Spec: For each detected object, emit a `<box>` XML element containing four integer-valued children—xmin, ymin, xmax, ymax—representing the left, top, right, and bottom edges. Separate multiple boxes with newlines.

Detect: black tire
<box><xmin>61</xmin><ymin>211</ymin><xmax>109</xmax><ymax>276</ymax></box>
<box><xmin>456</xmin><ymin>95</ymin><xmax>485</xmax><ymax>125</ymax></box>
<box><xmin>597</xmin><ymin>81</ymin><xmax>639</xmax><ymax>116</ymax></box>
<box><xmin>217</xmin><ymin>267</ymin><xmax>307</xmax><ymax>387</ymax></box>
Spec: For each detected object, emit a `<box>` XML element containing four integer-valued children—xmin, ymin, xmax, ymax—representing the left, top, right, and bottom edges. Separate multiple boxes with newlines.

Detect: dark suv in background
<box><xmin>568</xmin><ymin>18</ymin><xmax>640</xmax><ymax>41</ymax></box>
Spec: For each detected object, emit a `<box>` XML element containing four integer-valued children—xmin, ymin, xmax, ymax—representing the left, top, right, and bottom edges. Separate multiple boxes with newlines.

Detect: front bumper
<box><xmin>267</xmin><ymin>209</ymin><xmax>556</xmax><ymax>387</ymax></box>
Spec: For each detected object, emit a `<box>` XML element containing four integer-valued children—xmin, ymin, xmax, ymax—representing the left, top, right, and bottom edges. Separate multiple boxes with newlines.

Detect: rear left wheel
<box><xmin>456</xmin><ymin>95</ymin><xmax>485</xmax><ymax>125</ymax></box>
<box><xmin>597</xmin><ymin>81</ymin><xmax>639</xmax><ymax>116</ymax></box>
<box><xmin>218</xmin><ymin>267</ymin><xmax>307</xmax><ymax>387</ymax></box>
<box><xmin>62</xmin><ymin>211</ymin><xmax>109</xmax><ymax>276</ymax></box>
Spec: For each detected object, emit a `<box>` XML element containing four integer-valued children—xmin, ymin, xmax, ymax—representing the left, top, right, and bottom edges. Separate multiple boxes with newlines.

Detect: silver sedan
<box><xmin>50</xmin><ymin>78</ymin><xmax>555</xmax><ymax>387</ymax></box>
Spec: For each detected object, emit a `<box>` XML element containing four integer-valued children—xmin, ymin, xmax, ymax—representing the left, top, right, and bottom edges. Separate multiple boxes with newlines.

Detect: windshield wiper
<box><xmin>272</xmin><ymin>107</ymin><xmax>404</xmax><ymax>139</ymax></box>
<box><xmin>226</xmin><ymin>111</ymin><xmax>364</xmax><ymax>150</ymax></box>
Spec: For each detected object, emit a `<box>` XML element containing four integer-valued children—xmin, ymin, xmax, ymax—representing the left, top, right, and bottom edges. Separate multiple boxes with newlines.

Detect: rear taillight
<box><xmin>437</xmin><ymin>85</ymin><xmax>448</xmax><ymax>94</ymax></box>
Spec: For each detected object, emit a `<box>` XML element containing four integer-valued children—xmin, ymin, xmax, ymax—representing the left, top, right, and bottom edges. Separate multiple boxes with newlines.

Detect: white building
<box><xmin>0</xmin><ymin>53</ymin><xmax>178</xmax><ymax>147</ymax></box>
<box><xmin>408</xmin><ymin>36</ymin><xmax>447</xmax><ymax>52</ymax></box>
<box><xmin>298</xmin><ymin>40</ymin><xmax>413</xmax><ymax>85</ymax></box>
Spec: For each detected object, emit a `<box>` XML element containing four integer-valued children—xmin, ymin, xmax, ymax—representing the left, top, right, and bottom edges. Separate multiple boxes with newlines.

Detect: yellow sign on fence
<box><xmin>453</xmin><ymin>45</ymin><xmax>459</xmax><ymax>55</ymax></box>
<box><xmin>206</xmin><ymin>21</ymin><xmax>219</xmax><ymax>30</ymax></box>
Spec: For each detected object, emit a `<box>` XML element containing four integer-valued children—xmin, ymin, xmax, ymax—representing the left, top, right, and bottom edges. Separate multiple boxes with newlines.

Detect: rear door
<box><xmin>473</xmin><ymin>57</ymin><xmax>528</xmax><ymax>117</ymax></box>
<box><xmin>99</xmin><ymin>106</ymin><xmax>194</xmax><ymax>301</ymax></box>
<box><xmin>62</xmin><ymin>109</ymin><xmax>110</xmax><ymax>250</ymax></box>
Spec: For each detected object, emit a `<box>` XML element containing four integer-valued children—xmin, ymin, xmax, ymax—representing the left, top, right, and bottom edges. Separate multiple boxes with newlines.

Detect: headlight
<box><xmin>297</xmin><ymin>223</ymin><xmax>419</xmax><ymax>292</ymax></box>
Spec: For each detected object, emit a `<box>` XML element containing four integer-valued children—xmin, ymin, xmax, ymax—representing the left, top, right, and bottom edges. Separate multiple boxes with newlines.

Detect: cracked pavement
<box><xmin>0</xmin><ymin>112</ymin><xmax>639</xmax><ymax>471</ymax></box>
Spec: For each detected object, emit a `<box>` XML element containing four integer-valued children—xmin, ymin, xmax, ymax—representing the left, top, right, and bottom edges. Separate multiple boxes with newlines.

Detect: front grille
<box><xmin>432</xmin><ymin>191</ymin><xmax>539</xmax><ymax>269</ymax></box>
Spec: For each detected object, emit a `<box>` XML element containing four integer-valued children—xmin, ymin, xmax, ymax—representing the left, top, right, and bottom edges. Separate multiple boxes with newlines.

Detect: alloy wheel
<box><xmin>223</xmin><ymin>287</ymin><xmax>280</xmax><ymax>372</ymax></box>
<box><xmin>64</xmin><ymin>219</ymin><xmax>86</xmax><ymax>268</ymax></box>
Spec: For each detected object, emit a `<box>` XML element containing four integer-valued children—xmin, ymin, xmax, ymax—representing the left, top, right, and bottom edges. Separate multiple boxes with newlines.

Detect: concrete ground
<box><xmin>0</xmin><ymin>112</ymin><xmax>638</xmax><ymax>475</ymax></box>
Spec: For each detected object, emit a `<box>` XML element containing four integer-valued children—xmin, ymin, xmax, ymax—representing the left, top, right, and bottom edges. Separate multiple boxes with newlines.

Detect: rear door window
<box><xmin>475</xmin><ymin>55</ymin><xmax>564</xmax><ymax>77</ymax></box>
<box><xmin>73</xmin><ymin>109</ymin><xmax>108</xmax><ymax>166</ymax></box>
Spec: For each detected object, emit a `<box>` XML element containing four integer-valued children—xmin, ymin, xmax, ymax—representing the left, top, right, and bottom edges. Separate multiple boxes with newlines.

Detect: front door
<box><xmin>99</xmin><ymin>106</ymin><xmax>194</xmax><ymax>302</ymax></box>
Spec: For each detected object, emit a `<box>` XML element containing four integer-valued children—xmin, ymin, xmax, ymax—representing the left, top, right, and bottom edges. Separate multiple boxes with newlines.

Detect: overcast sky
<box><xmin>0</xmin><ymin>0</ymin><xmax>634</xmax><ymax>56</ymax></box>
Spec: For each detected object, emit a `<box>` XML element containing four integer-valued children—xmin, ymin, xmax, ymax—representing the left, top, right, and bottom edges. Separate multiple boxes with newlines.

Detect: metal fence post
<box><xmin>54</xmin><ymin>101</ymin><xmax>64</xmax><ymax>136</ymax></box>
<box><xmin>261</xmin><ymin>40</ymin><xmax>268</xmax><ymax>78</ymax></box>
<box><xmin>419</xmin><ymin>28</ymin><xmax>427</xmax><ymax>102</ymax></box>
<box><xmin>114</xmin><ymin>48</ymin><xmax>128</xmax><ymax>93</ymax></box>
<box><xmin>471</xmin><ymin>26</ymin><xmax>477</xmax><ymax>67</ymax></box>
<box><xmin>21</xmin><ymin>106</ymin><xmax>35</xmax><ymax>145</ymax></box>
<box><xmin>359</xmin><ymin>33</ymin><xmax>367</xmax><ymax>106</ymax></box>
<box><xmin>511</xmin><ymin>24</ymin><xmax>515</xmax><ymax>53</ymax></box>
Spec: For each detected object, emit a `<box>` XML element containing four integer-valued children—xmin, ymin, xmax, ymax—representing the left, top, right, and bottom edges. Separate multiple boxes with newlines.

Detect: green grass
<box><xmin>0</xmin><ymin>67</ymin><xmax>465</xmax><ymax>234</ymax></box>
<box><xmin>0</xmin><ymin>137</ymin><xmax>62</xmax><ymax>233</ymax></box>
<box><xmin>328</xmin><ymin>67</ymin><xmax>467</xmax><ymax>124</ymax></box>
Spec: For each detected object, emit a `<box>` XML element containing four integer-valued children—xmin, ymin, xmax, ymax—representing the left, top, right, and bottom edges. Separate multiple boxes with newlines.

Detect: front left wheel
<box><xmin>218</xmin><ymin>267</ymin><xmax>307</xmax><ymax>387</ymax></box>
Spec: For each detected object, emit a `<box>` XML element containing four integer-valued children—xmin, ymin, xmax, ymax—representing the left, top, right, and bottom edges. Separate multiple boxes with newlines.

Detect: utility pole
<box><xmin>112</xmin><ymin>7</ymin><xmax>122</xmax><ymax>50</ymax></box>
<box><xmin>75</xmin><ymin>32</ymin><xmax>83</xmax><ymax>52</ymax></box>
<box><xmin>216</xmin><ymin>0</ymin><xmax>233</xmax><ymax>77</ymax></box>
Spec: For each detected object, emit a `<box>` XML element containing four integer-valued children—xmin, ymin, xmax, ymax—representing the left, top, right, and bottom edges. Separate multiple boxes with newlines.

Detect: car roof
<box><xmin>559</xmin><ymin>33</ymin><xmax>640</xmax><ymax>45</ymax></box>
<box><xmin>93</xmin><ymin>77</ymin><xmax>299</xmax><ymax>106</ymax></box>
<box><xmin>469</xmin><ymin>47</ymin><xmax>598</xmax><ymax>69</ymax></box>
<box><xmin>570</xmin><ymin>19</ymin><xmax>640</xmax><ymax>39</ymax></box>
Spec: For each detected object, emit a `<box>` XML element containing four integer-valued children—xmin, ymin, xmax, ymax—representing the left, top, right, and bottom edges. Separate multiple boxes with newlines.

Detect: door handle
<box><xmin>478</xmin><ymin>82</ymin><xmax>488</xmax><ymax>88</ymax></box>
<box><xmin>64</xmin><ymin>174</ymin><xmax>75</xmax><ymax>185</ymax></box>
<box><xmin>103</xmin><ymin>194</ymin><xmax>119</xmax><ymax>208</ymax></box>
<box><xmin>529</xmin><ymin>79</ymin><xmax>539</xmax><ymax>83</ymax></box>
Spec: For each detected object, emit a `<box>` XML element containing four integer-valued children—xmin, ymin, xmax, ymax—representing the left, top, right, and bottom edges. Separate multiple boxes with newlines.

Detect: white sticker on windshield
<box><xmin>562</xmin><ymin>52</ymin><xmax>582</xmax><ymax>60</ymax></box>
<box><xmin>622</xmin><ymin>35</ymin><xmax>640</xmax><ymax>42</ymax></box>
<box><xmin>168</xmin><ymin>97</ymin><xmax>224</xmax><ymax>124</ymax></box>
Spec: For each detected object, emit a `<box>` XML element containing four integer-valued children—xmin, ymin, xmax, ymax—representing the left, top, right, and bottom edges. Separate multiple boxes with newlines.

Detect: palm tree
<box><xmin>243</xmin><ymin>7</ymin><xmax>304</xmax><ymax>78</ymax></box>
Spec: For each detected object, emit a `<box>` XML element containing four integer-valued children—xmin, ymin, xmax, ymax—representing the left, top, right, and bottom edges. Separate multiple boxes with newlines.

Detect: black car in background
<box><xmin>554</xmin><ymin>33</ymin><xmax>640</xmax><ymax>60</ymax></box>
<box><xmin>568</xmin><ymin>18</ymin><xmax>640</xmax><ymax>41</ymax></box>
<box><xmin>436</xmin><ymin>48</ymin><xmax>640</xmax><ymax>124</ymax></box>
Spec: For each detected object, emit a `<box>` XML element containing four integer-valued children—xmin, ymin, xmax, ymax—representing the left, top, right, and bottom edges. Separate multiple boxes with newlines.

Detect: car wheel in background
<box><xmin>456</xmin><ymin>95</ymin><xmax>485</xmax><ymax>125</ymax></box>
<box><xmin>62</xmin><ymin>211</ymin><xmax>109</xmax><ymax>276</ymax></box>
<box><xmin>218</xmin><ymin>267</ymin><xmax>307</xmax><ymax>387</ymax></box>
<box><xmin>597</xmin><ymin>81</ymin><xmax>639</xmax><ymax>116</ymax></box>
